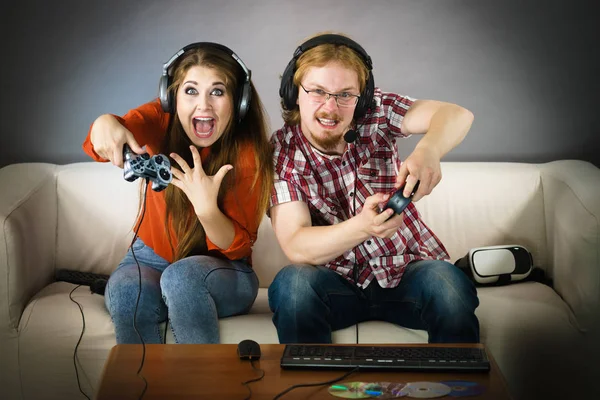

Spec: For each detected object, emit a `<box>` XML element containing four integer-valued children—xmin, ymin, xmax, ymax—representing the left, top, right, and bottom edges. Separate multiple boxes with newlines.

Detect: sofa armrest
<box><xmin>540</xmin><ymin>160</ymin><xmax>600</xmax><ymax>331</ymax></box>
<box><xmin>0</xmin><ymin>163</ymin><xmax>58</xmax><ymax>332</ymax></box>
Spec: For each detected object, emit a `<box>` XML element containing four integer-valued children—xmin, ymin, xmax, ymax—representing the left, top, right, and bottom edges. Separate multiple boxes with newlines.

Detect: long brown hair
<box><xmin>159</xmin><ymin>46</ymin><xmax>273</xmax><ymax>261</ymax></box>
<box><xmin>281</xmin><ymin>32</ymin><xmax>369</xmax><ymax>126</ymax></box>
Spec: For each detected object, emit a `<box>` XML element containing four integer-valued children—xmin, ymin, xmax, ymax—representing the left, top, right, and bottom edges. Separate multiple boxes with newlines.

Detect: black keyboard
<box><xmin>281</xmin><ymin>345</ymin><xmax>490</xmax><ymax>372</ymax></box>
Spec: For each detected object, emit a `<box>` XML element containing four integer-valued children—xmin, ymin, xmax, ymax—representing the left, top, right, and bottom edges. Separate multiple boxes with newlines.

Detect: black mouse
<box><xmin>237</xmin><ymin>339</ymin><xmax>261</xmax><ymax>360</ymax></box>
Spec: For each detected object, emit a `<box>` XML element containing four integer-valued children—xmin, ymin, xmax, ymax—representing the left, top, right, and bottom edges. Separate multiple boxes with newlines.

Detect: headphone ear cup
<box><xmin>279</xmin><ymin>58</ymin><xmax>299</xmax><ymax>110</ymax></box>
<box><xmin>159</xmin><ymin>74</ymin><xmax>172</xmax><ymax>113</ymax></box>
<box><xmin>354</xmin><ymin>71</ymin><xmax>375</xmax><ymax>119</ymax></box>
<box><xmin>237</xmin><ymin>81</ymin><xmax>252</xmax><ymax>121</ymax></box>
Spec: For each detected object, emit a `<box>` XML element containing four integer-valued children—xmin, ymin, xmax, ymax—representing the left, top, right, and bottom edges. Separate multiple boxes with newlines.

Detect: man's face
<box><xmin>297</xmin><ymin>62</ymin><xmax>359</xmax><ymax>154</ymax></box>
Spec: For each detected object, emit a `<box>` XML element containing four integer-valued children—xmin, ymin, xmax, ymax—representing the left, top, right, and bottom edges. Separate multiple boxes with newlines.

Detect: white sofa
<box><xmin>1</xmin><ymin>160</ymin><xmax>599</xmax><ymax>400</ymax></box>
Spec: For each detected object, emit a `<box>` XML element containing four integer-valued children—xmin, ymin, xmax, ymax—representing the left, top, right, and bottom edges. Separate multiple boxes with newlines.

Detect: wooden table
<box><xmin>95</xmin><ymin>343</ymin><xmax>513</xmax><ymax>399</ymax></box>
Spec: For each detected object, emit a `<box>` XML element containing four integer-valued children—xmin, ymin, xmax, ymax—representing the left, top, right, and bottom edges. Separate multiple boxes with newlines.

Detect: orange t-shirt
<box><xmin>82</xmin><ymin>99</ymin><xmax>262</xmax><ymax>264</ymax></box>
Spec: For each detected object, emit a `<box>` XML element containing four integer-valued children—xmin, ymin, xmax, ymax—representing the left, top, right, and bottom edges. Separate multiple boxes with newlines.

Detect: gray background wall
<box><xmin>1</xmin><ymin>0</ymin><xmax>598</xmax><ymax>167</ymax></box>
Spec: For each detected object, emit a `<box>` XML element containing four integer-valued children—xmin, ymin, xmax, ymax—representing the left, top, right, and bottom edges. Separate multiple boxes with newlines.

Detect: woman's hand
<box><xmin>90</xmin><ymin>114</ymin><xmax>145</xmax><ymax>168</ymax></box>
<box><xmin>169</xmin><ymin>145</ymin><xmax>233</xmax><ymax>218</ymax></box>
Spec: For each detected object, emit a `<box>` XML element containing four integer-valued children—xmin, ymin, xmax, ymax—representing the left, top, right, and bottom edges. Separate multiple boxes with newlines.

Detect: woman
<box><xmin>83</xmin><ymin>42</ymin><xmax>273</xmax><ymax>344</ymax></box>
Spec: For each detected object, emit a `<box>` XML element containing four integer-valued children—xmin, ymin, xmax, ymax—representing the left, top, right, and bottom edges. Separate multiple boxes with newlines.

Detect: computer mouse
<box><xmin>237</xmin><ymin>339</ymin><xmax>261</xmax><ymax>360</ymax></box>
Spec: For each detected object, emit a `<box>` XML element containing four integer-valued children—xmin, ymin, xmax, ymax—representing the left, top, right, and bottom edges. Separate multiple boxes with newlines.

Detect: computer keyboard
<box><xmin>280</xmin><ymin>344</ymin><xmax>490</xmax><ymax>372</ymax></box>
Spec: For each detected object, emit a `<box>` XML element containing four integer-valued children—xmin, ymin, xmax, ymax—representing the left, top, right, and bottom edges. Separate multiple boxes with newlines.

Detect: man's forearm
<box><xmin>415</xmin><ymin>104</ymin><xmax>474</xmax><ymax>158</ymax></box>
<box><xmin>284</xmin><ymin>217</ymin><xmax>370</xmax><ymax>265</ymax></box>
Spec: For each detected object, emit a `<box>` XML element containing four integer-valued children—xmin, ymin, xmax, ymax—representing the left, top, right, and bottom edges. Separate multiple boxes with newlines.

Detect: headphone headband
<box><xmin>159</xmin><ymin>42</ymin><xmax>252</xmax><ymax>121</ymax></box>
<box><xmin>294</xmin><ymin>34</ymin><xmax>373</xmax><ymax>70</ymax></box>
<box><xmin>279</xmin><ymin>34</ymin><xmax>375</xmax><ymax>119</ymax></box>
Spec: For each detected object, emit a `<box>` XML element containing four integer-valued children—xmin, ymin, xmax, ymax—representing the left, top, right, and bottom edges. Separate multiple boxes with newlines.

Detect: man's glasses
<box><xmin>299</xmin><ymin>84</ymin><xmax>360</xmax><ymax>107</ymax></box>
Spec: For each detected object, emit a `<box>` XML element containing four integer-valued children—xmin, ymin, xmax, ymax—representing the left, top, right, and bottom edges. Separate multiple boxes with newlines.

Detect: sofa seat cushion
<box><xmin>17</xmin><ymin>279</ymin><xmax>585</xmax><ymax>399</ymax></box>
<box><xmin>474</xmin><ymin>282</ymin><xmax>585</xmax><ymax>399</ymax></box>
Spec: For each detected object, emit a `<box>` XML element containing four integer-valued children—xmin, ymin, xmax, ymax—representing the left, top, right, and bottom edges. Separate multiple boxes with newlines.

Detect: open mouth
<box><xmin>316</xmin><ymin>117</ymin><xmax>339</xmax><ymax>129</ymax></box>
<box><xmin>193</xmin><ymin>117</ymin><xmax>215</xmax><ymax>138</ymax></box>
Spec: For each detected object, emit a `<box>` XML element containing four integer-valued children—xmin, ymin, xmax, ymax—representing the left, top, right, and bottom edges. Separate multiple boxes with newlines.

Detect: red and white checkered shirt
<box><xmin>270</xmin><ymin>88</ymin><xmax>450</xmax><ymax>289</ymax></box>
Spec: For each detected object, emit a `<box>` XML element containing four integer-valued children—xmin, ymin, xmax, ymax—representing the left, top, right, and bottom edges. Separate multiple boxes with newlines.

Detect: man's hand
<box><xmin>358</xmin><ymin>193</ymin><xmax>405</xmax><ymax>239</ymax></box>
<box><xmin>90</xmin><ymin>114</ymin><xmax>145</xmax><ymax>168</ymax></box>
<box><xmin>169</xmin><ymin>145</ymin><xmax>233</xmax><ymax>219</ymax></box>
<box><xmin>395</xmin><ymin>145</ymin><xmax>442</xmax><ymax>202</ymax></box>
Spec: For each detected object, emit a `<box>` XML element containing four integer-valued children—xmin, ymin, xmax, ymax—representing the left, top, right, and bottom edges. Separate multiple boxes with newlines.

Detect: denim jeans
<box><xmin>268</xmin><ymin>259</ymin><xmax>480</xmax><ymax>344</ymax></box>
<box><xmin>105</xmin><ymin>238</ymin><xmax>259</xmax><ymax>344</ymax></box>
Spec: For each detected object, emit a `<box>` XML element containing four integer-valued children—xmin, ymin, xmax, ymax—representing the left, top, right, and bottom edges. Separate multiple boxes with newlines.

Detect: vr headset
<box><xmin>454</xmin><ymin>245</ymin><xmax>534</xmax><ymax>286</ymax></box>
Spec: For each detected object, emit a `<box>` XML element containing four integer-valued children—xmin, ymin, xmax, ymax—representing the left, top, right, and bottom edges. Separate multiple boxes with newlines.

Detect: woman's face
<box><xmin>176</xmin><ymin>65</ymin><xmax>234</xmax><ymax>147</ymax></box>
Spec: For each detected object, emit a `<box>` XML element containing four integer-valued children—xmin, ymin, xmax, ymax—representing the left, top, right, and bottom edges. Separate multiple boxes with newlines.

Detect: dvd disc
<box><xmin>439</xmin><ymin>380</ymin><xmax>485</xmax><ymax>397</ymax></box>
<box><xmin>362</xmin><ymin>382</ymin><xmax>409</xmax><ymax>398</ymax></box>
<box><xmin>328</xmin><ymin>382</ymin><xmax>372</xmax><ymax>399</ymax></box>
<box><xmin>403</xmin><ymin>382</ymin><xmax>452</xmax><ymax>399</ymax></box>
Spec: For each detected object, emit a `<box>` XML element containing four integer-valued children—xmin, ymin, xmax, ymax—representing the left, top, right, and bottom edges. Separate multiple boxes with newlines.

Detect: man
<box><xmin>267</xmin><ymin>33</ymin><xmax>480</xmax><ymax>344</ymax></box>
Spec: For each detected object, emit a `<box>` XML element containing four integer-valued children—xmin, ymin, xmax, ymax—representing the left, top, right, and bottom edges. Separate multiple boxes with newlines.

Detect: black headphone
<box><xmin>158</xmin><ymin>42</ymin><xmax>252</xmax><ymax>121</ymax></box>
<box><xmin>279</xmin><ymin>34</ymin><xmax>375</xmax><ymax>120</ymax></box>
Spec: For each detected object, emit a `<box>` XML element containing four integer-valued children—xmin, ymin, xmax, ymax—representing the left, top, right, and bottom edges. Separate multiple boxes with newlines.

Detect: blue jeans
<box><xmin>268</xmin><ymin>260</ymin><xmax>480</xmax><ymax>343</ymax></box>
<box><xmin>105</xmin><ymin>238</ymin><xmax>259</xmax><ymax>344</ymax></box>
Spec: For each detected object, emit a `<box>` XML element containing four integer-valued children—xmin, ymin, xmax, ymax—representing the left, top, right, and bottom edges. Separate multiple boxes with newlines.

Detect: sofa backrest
<box><xmin>54</xmin><ymin>162</ymin><xmax>548</xmax><ymax>288</ymax></box>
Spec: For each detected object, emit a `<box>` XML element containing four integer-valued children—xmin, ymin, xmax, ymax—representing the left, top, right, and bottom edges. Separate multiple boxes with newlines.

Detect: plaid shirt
<box><xmin>270</xmin><ymin>88</ymin><xmax>449</xmax><ymax>289</ymax></box>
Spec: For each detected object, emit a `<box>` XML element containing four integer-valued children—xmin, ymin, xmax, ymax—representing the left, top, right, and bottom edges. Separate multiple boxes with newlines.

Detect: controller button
<box><xmin>159</xmin><ymin>169</ymin><xmax>171</xmax><ymax>181</ymax></box>
<box><xmin>155</xmin><ymin>155</ymin><xmax>163</xmax><ymax>164</ymax></box>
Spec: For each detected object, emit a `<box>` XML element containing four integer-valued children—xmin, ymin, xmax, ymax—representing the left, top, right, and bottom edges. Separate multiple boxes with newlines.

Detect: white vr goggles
<box><xmin>454</xmin><ymin>245</ymin><xmax>533</xmax><ymax>286</ymax></box>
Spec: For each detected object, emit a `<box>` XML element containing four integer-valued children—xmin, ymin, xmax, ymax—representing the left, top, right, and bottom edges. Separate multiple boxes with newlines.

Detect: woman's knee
<box><xmin>160</xmin><ymin>256</ymin><xmax>213</xmax><ymax>294</ymax></box>
<box><xmin>105</xmin><ymin>265</ymin><xmax>162</xmax><ymax>318</ymax></box>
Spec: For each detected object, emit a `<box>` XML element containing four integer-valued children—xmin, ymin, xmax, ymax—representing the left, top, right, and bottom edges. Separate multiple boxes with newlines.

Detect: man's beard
<box><xmin>309</xmin><ymin>111</ymin><xmax>347</xmax><ymax>152</ymax></box>
<box><xmin>311</xmin><ymin>130</ymin><xmax>344</xmax><ymax>152</ymax></box>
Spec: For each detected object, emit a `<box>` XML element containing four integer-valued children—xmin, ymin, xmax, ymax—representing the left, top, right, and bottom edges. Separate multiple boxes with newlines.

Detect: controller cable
<box><xmin>68</xmin><ymin>285</ymin><xmax>92</xmax><ymax>400</ymax></box>
<box><xmin>132</xmin><ymin>178</ymin><xmax>150</xmax><ymax>399</ymax></box>
<box><xmin>68</xmin><ymin>178</ymin><xmax>149</xmax><ymax>399</ymax></box>
<box><xmin>344</xmin><ymin>123</ymin><xmax>362</xmax><ymax>345</ymax></box>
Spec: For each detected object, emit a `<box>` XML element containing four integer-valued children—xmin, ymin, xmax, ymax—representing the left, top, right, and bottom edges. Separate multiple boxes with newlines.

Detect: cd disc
<box><xmin>439</xmin><ymin>380</ymin><xmax>485</xmax><ymax>397</ymax></box>
<box><xmin>362</xmin><ymin>382</ymin><xmax>409</xmax><ymax>398</ymax></box>
<box><xmin>328</xmin><ymin>382</ymin><xmax>371</xmax><ymax>399</ymax></box>
<box><xmin>403</xmin><ymin>382</ymin><xmax>452</xmax><ymax>399</ymax></box>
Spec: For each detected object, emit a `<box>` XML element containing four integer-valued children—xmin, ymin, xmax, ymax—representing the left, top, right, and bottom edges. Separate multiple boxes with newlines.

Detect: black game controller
<box><xmin>383</xmin><ymin>181</ymin><xmax>420</xmax><ymax>216</ymax></box>
<box><xmin>123</xmin><ymin>144</ymin><xmax>173</xmax><ymax>192</ymax></box>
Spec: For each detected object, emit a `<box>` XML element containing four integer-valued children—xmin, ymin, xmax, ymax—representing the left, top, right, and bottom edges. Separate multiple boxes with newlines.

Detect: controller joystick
<box><xmin>384</xmin><ymin>181</ymin><xmax>420</xmax><ymax>216</ymax></box>
<box><xmin>122</xmin><ymin>144</ymin><xmax>173</xmax><ymax>192</ymax></box>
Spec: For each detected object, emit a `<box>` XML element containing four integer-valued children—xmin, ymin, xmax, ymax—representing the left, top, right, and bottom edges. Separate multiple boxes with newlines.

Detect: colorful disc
<box><xmin>328</xmin><ymin>382</ymin><xmax>372</xmax><ymax>399</ymax></box>
<box><xmin>439</xmin><ymin>380</ymin><xmax>485</xmax><ymax>397</ymax></box>
<box><xmin>403</xmin><ymin>382</ymin><xmax>452</xmax><ymax>398</ymax></box>
<box><xmin>361</xmin><ymin>382</ymin><xmax>409</xmax><ymax>398</ymax></box>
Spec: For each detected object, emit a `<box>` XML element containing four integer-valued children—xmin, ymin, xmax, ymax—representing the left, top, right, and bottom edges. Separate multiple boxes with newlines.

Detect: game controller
<box><xmin>123</xmin><ymin>144</ymin><xmax>173</xmax><ymax>192</ymax></box>
<box><xmin>383</xmin><ymin>181</ymin><xmax>420</xmax><ymax>216</ymax></box>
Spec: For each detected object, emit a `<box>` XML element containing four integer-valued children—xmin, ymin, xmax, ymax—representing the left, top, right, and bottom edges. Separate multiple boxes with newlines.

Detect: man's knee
<box><xmin>416</xmin><ymin>260</ymin><xmax>479</xmax><ymax>312</ymax></box>
<box><xmin>268</xmin><ymin>264</ymin><xmax>322</xmax><ymax>311</ymax></box>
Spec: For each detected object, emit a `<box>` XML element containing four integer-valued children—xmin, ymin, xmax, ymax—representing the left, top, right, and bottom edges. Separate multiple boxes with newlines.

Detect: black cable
<box><xmin>132</xmin><ymin>179</ymin><xmax>149</xmax><ymax>399</ymax></box>
<box><xmin>241</xmin><ymin>359</ymin><xmax>265</xmax><ymax>400</ymax></box>
<box><xmin>68</xmin><ymin>172</ymin><xmax>150</xmax><ymax>399</ymax></box>
<box><xmin>347</xmin><ymin>126</ymin><xmax>361</xmax><ymax>345</ymax></box>
<box><xmin>69</xmin><ymin>285</ymin><xmax>92</xmax><ymax>400</ymax></box>
<box><xmin>163</xmin><ymin>310</ymin><xmax>169</xmax><ymax>344</ymax></box>
<box><xmin>272</xmin><ymin>366</ymin><xmax>360</xmax><ymax>399</ymax></box>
